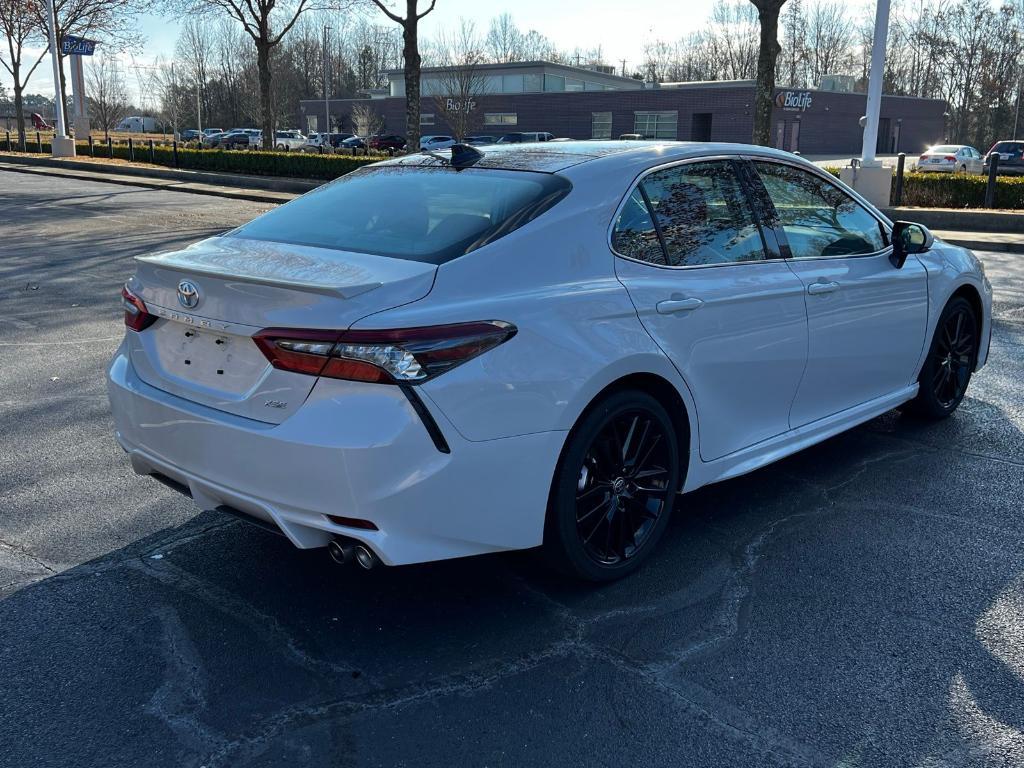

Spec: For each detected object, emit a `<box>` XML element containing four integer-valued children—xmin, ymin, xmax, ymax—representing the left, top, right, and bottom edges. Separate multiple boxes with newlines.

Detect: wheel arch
<box><xmin>949</xmin><ymin>283</ymin><xmax>985</xmax><ymax>370</ymax></box>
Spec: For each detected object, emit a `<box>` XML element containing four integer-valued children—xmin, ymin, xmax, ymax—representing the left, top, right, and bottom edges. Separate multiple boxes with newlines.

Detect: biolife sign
<box><xmin>445</xmin><ymin>98</ymin><xmax>476</xmax><ymax>113</ymax></box>
<box><xmin>775</xmin><ymin>91</ymin><xmax>813</xmax><ymax>112</ymax></box>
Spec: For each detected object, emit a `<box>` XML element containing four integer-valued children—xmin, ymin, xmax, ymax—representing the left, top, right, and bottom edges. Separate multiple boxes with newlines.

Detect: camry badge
<box><xmin>177</xmin><ymin>280</ymin><xmax>200</xmax><ymax>309</ymax></box>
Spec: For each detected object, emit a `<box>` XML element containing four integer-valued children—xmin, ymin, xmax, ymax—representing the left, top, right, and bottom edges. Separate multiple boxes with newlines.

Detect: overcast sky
<box><xmin>5</xmin><ymin>0</ymin><xmax>723</xmax><ymax>102</ymax></box>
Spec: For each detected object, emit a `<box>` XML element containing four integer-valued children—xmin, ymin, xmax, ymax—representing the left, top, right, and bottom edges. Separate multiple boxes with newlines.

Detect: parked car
<box><xmin>984</xmin><ymin>140</ymin><xmax>1024</xmax><ymax>176</ymax></box>
<box><xmin>340</xmin><ymin>136</ymin><xmax>367</xmax><ymax>149</ymax></box>
<box><xmin>220</xmin><ymin>129</ymin><xmax>260</xmax><ymax>149</ymax></box>
<box><xmin>419</xmin><ymin>134</ymin><xmax>456</xmax><ymax>150</ymax></box>
<box><xmin>915</xmin><ymin>144</ymin><xmax>984</xmax><ymax>173</ymax></box>
<box><xmin>619</xmin><ymin>133</ymin><xmax>645</xmax><ymax>140</ymax></box>
<box><xmin>496</xmin><ymin>132</ymin><xmax>555</xmax><ymax>143</ymax></box>
<box><xmin>266</xmin><ymin>130</ymin><xmax>306</xmax><ymax>151</ymax></box>
<box><xmin>109</xmin><ymin>141</ymin><xmax>992</xmax><ymax>581</ymax></box>
<box><xmin>201</xmin><ymin>131</ymin><xmax>226</xmax><ymax>148</ymax></box>
<box><xmin>203</xmin><ymin>128</ymin><xmax>224</xmax><ymax>137</ymax></box>
<box><xmin>179</xmin><ymin>129</ymin><xmax>202</xmax><ymax>142</ymax></box>
<box><xmin>465</xmin><ymin>135</ymin><xmax>497</xmax><ymax>146</ymax></box>
<box><xmin>368</xmin><ymin>134</ymin><xmax>407</xmax><ymax>151</ymax></box>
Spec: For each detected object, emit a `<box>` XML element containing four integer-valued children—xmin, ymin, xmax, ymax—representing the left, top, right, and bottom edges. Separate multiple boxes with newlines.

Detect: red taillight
<box><xmin>944</xmin><ymin>155</ymin><xmax>956</xmax><ymax>161</ymax></box>
<box><xmin>919</xmin><ymin>154</ymin><xmax>927</xmax><ymax>161</ymax></box>
<box><xmin>252</xmin><ymin>321</ymin><xmax>517</xmax><ymax>384</ymax></box>
<box><xmin>121</xmin><ymin>285</ymin><xmax>157</xmax><ymax>332</ymax></box>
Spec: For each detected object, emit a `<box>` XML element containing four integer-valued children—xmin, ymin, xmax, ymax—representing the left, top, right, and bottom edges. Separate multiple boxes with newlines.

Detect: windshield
<box><xmin>229</xmin><ymin>166</ymin><xmax>572</xmax><ymax>265</ymax></box>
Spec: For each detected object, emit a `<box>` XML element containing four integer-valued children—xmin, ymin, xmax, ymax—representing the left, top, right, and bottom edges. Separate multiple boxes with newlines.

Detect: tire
<box><xmin>907</xmin><ymin>296</ymin><xmax>978</xmax><ymax>419</ymax></box>
<box><xmin>544</xmin><ymin>390</ymin><xmax>682</xmax><ymax>581</ymax></box>
<box><xmin>960</xmin><ymin>164</ymin><xmax>967</xmax><ymax>173</ymax></box>
<box><xmin>276</xmin><ymin>144</ymin><xmax>285</xmax><ymax>151</ymax></box>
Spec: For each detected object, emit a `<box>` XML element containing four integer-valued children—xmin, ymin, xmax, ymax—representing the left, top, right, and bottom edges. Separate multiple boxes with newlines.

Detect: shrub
<box><xmin>6</xmin><ymin>140</ymin><xmax>382</xmax><ymax>180</ymax></box>
<box><xmin>896</xmin><ymin>172</ymin><xmax>1024</xmax><ymax>209</ymax></box>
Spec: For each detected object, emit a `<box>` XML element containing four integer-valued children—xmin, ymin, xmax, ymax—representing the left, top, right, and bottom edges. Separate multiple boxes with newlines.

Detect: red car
<box><xmin>368</xmin><ymin>134</ymin><xmax>407</xmax><ymax>151</ymax></box>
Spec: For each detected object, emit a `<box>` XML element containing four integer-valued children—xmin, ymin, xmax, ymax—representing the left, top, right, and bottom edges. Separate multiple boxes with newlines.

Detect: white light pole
<box><xmin>323</xmin><ymin>25</ymin><xmax>331</xmax><ymax>135</ymax></box>
<box><xmin>43</xmin><ymin>0</ymin><xmax>75</xmax><ymax>156</ymax></box>
<box><xmin>860</xmin><ymin>0</ymin><xmax>891</xmax><ymax>166</ymax></box>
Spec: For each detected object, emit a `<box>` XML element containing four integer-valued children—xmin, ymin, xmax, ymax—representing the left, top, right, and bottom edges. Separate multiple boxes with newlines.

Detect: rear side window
<box><xmin>229</xmin><ymin>167</ymin><xmax>571</xmax><ymax>265</ymax></box>
<box><xmin>612</xmin><ymin>189</ymin><xmax>665</xmax><ymax>265</ymax></box>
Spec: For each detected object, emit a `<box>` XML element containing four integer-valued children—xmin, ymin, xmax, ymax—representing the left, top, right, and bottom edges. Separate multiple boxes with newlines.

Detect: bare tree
<box><xmin>431</xmin><ymin>19</ymin><xmax>489</xmax><ymax>139</ymax></box>
<box><xmin>350</xmin><ymin>101</ymin><xmax>383</xmax><ymax>135</ymax></box>
<box><xmin>485</xmin><ymin>13</ymin><xmax>524</xmax><ymax>63</ymax></box>
<box><xmin>749</xmin><ymin>0</ymin><xmax>787</xmax><ymax>146</ymax></box>
<box><xmin>806</xmin><ymin>2</ymin><xmax>853</xmax><ymax>86</ymax></box>
<box><xmin>1</xmin><ymin>0</ymin><xmax>47</xmax><ymax>147</ymax></box>
<box><xmin>170</xmin><ymin>0</ymin><xmax>353</xmax><ymax>149</ymax></box>
<box><xmin>369</xmin><ymin>0</ymin><xmax>436</xmax><ymax>152</ymax></box>
<box><xmin>87</xmin><ymin>54</ymin><xmax>129</xmax><ymax>138</ymax></box>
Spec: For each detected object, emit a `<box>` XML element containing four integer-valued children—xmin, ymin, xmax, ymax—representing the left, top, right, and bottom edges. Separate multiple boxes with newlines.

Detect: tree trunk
<box><xmin>752</xmin><ymin>3</ymin><xmax>783</xmax><ymax>146</ymax></box>
<box><xmin>12</xmin><ymin>65</ymin><xmax>26</xmax><ymax>149</ymax></box>
<box><xmin>402</xmin><ymin>1</ymin><xmax>421</xmax><ymax>151</ymax></box>
<box><xmin>257</xmin><ymin>37</ymin><xmax>274</xmax><ymax>150</ymax></box>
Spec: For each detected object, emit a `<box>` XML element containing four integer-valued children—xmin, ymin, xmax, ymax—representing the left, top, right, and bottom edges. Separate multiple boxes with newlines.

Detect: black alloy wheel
<box><xmin>545</xmin><ymin>390</ymin><xmax>681</xmax><ymax>581</ymax></box>
<box><xmin>908</xmin><ymin>296</ymin><xmax>978</xmax><ymax>419</ymax></box>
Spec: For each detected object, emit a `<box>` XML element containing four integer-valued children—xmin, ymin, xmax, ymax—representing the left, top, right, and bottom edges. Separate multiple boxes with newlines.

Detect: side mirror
<box><xmin>890</xmin><ymin>221</ymin><xmax>933</xmax><ymax>268</ymax></box>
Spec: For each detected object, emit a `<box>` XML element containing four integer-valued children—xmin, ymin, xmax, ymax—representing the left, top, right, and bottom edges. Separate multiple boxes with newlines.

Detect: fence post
<box><xmin>128</xmin><ymin>137</ymin><xmax>134</xmax><ymax>162</ymax></box>
<box><xmin>893</xmin><ymin>153</ymin><xmax>906</xmax><ymax>207</ymax></box>
<box><xmin>318</xmin><ymin>144</ymin><xmax>324</xmax><ymax>155</ymax></box>
<box><xmin>88</xmin><ymin>136</ymin><xmax>94</xmax><ymax>157</ymax></box>
<box><xmin>172</xmin><ymin>140</ymin><xmax>179</xmax><ymax>168</ymax></box>
<box><xmin>36</xmin><ymin>131</ymin><xmax>42</xmax><ymax>153</ymax></box>
<box><xmin>4</xmin><ymin>130</ymin><xmax>9</xmax><ymax>152</ymax></box>
<box><xmin>984</xmin><ymin>153</ymin><xmax>1000</xmax><ymax>209</ymax></box>
<box><xmin>107</xmin><ymin>136</ymin><xmax>113</xmax><ymax>159</ymax></box>
<box><xmin>148</xmin><ymin>139</ymin><xmax>155</xmax><ymax>163</ymax></box>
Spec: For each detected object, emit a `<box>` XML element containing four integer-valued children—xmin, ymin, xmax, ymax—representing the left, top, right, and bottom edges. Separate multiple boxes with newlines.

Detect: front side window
<box><xmin>638</xmin><ymin>161</ymin><xmax>767</xmax><ymax>267</ymax></box>
<box><xmin>753</xmin><ymin>161</ymin><xmax>886</xmax><ymax>259</ymax></box>
<box><xmin>611</xmin><ymin>188</ymin><xmax>664</xmax><ymax>265</ymax></box>
<box><xmin>229</xmin><ymin>167</ymin><xmax>571</xmax><ymax>265</ymax></box>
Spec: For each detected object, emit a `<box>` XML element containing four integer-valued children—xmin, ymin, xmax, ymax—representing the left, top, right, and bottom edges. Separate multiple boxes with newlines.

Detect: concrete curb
<box><xmin>0</xmin><ymin>153</ymin><xmax>320</xmax><ymax>194</ymax></box>
<box><xmin>936</xmin><ymin>236</ymin><xmax>1024</xmax><ymax>254</ymax></box>
<box><xmin>0</xmin><ymin>160</ymin><xmax>297</xmax><ymax>204</ymax></box>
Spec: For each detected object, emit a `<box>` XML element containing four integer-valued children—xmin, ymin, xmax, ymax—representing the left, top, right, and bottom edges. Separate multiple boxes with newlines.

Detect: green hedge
<box><xmin>5</xmin><ymin>141</ymin><xmax>381</xmax><ymax>180</ymax></box>
<box><xmin>823</xmin><ymin>165</ymin><xmax>1022</xmax><ymax>209</ymax></box>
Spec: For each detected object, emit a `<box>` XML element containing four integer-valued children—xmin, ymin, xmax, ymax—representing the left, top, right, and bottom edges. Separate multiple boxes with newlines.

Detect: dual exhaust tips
<box><xmin>327</xmin><ymin>539</ymin><xmax>379</xmax><ymax>570</ymax></box>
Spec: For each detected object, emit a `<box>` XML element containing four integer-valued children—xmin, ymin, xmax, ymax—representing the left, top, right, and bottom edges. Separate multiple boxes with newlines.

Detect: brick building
<box><xmin>298</xmin><ymin>61</ymin><xmax>946</xmax><ymax>155</ymax></box>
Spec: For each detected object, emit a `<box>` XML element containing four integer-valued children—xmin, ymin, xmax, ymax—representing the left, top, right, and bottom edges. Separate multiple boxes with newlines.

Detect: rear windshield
<box><xmin>229</xmin><ymin>166</ymin><xmax>572</xmax><ymax>265</ymax></box>
<box><xmin>928</xmin><ymin>145</ymin><xmax>960</xmax><ymax>153</ymax></box>
<box><xmin>992</xmin><ymin>142</ymin><xmax>1023</xmax><ymax>153</ymax></box>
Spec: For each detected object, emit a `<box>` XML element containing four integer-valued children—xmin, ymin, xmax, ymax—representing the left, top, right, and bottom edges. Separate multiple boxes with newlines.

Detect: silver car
<box><xmin>915</xmin><ymin>144</ymin><xmax>984</xmax><ymax>174</ymax></box>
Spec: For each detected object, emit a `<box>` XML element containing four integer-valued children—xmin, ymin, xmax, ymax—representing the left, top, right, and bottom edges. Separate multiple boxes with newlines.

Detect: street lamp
<box><xmin>323</xmin><ymin>26</ymin><xmax>331</xmax><ymax>135</ymax></box>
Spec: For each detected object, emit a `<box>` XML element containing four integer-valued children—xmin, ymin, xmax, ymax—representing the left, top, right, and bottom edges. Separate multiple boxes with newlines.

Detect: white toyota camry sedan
<box><xmin>107</xmin><ymin>141</ymin><xmax>993</xmax><ymax>581</ymax></box>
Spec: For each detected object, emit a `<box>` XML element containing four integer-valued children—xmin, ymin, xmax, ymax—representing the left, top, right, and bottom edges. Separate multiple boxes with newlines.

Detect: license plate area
<box><xmin>149</xmin><ymin>321</ymin><xmax>270</xmax><ymax>397</ymax></box>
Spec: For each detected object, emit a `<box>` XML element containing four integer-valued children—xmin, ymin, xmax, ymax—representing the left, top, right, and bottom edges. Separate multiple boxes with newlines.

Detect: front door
<box><xmin>611</xmin><ymin>159</ymin><xmax>808</xmax><ymax>461</ymax></box>
<box><xmin>750</xmin><ymin>159</ymin><xmax>929</xmax><ymax>426</ymax></box>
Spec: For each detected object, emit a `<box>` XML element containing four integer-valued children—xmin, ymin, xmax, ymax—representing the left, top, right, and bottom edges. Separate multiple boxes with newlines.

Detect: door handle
<box><xmin>656</xmin><ymin>297</ymin><xmax>704</xmax><ymax>314</ymax></box>
<box><xmin>807</xmin><ymin>281</ymin><xmax>840</xmax><ymax>296</ymax></box>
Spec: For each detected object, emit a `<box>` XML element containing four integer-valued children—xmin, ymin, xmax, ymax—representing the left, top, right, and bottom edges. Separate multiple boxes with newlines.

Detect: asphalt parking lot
<box><xmin>2</xmin><ymin>169</ymin><xmax>1023</xmax><ymax>768</ymax></box>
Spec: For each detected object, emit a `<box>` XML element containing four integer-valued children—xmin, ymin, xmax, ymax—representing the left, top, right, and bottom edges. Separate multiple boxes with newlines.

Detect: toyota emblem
<box><xmin>177</xmin><ymin>280</ymin><xmax>200</xmax><ymax>309</ymax></box>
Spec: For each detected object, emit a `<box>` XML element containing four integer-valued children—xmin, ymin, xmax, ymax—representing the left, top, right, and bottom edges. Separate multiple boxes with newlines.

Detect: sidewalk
<box><xmin>933</xmin><ymin>230</ymin><xmax>1024</xmax><ymax>253</ymax></box>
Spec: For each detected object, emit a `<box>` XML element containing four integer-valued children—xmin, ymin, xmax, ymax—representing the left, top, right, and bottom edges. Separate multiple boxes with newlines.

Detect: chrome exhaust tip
<box><xmin>327</xmin><ymin>539</ymin><xmax>353</xmax><ymax>565</ymax></box>
<box><xmin>354</xmin><ymin>544</ymin><xmax>378</xmax><ymax>570</ymax></box>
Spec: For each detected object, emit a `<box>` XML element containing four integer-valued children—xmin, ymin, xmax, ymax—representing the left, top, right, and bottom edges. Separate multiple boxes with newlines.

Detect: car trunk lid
<box><xmin>126</xmin><ymin>236</ymin><xmax>435</xmax><ymax>424</ymax></box>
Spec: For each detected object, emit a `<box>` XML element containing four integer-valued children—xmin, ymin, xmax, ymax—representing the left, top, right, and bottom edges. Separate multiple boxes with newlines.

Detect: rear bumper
<box><xmin>107</xmin><ymin>343</ymin><xmax>566</xmax><ymax>565</ymax></box>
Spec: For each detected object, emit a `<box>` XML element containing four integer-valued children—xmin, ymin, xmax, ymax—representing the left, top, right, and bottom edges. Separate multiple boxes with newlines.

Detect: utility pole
<box><xmin>323</xmin><ymin>25</ymin><xmax>331</xmax><ymax>134</ymax></box>
<box><xmin>196</xmin><ymin>80</ymin><xmax>202</xmax><ymax>135</ymax></box>
<box><xmin>43</xmin><ymin>0</ymin><xmax>75</xmax><ymax>156</ymax></box>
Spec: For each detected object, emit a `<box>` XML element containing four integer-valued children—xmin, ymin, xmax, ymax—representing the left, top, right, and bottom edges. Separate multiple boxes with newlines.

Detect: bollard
<box><xmin>88</xmin><ymin>136</ymin><xmax>94</xmax><ymax>157</ymax></box>
<box><xmin>128</xmin><ymin>137</ymin><xmax>135</xmax><ymax>162</ymax></box>
<box><xmin>107</xmin><ymin>136</ymin><xmax>113</xmax><ymax>159</ymax></box>
<box><xmin>984</xmin><ymin>153</ymin><xmax>1000</xmax><ymax>209</ymax></box>
<box><xmin>894</xmin><ymin>153</ymin><xmax>906</xmax><ymax>206</ymax></box>
<box><xmin>149</xmin><ymin>139</ymin><xmax>155</xmax><ymax>163</ymax></box>
<box><xmin>4</xmin><ymin>130</ymin><xmax>9</xmax><ymax>152</ymax></box>
<box><xmin>318</xmin><ymin>144</ymin><xmax>324</xmax><ymax>155</ymax></box>
<box><xmin>36</xmin><ymin>131</ymin><xmax>42</xmax><ymax>153</ymax></box>
<box><xmin>172</xmin><ymin>140</ymin><xmax>179</xmax><ymax>168</ymax></box>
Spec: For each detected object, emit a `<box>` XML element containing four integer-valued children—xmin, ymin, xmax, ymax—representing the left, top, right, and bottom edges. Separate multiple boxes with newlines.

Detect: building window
<box><xmin>420</xmin><ymin>113</ymin><xmax>435</xmax><ymax>126</ymax></box>
<box><xmin>634</xmin><ymin>111</ymin><xmax>678</xmax><ymax>139</ymax></box>
<box><xmin>523</xmin><ymin>74</ymin><xmax>543</xmax><ymax>93</ymax></box>
<box><xmin>592</xmin><ymin>112</ymin><xmax>612</xmax><ymax>139</ymax></box>
<box><xmin>544</xmin><ymin>74</ymin><xmax>565</xmax><ymax>92</ymax></box>
<box><xmin>565</xmin><ymin>77</ymin><xmax>584</xmax><ymax>91</ymax></box>
<box><xmin>484</xmin><ymin>113</ymin><xmax>518</xmax><ymax>126</ymax></box>
<box><xmin>502</xmin><ymin>74</ymin><xmax>524</xmax><ymax>93</ymax></box>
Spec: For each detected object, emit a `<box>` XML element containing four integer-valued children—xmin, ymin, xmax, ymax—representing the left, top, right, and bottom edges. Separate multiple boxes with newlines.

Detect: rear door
<box><xmin>612</xmin><ymin>158</ymin><xmax>808</xmax><ymax>461</ymax></box>
<box><xmin>749</xmin><ymin>159</ymin><xmax>928</xmax><ymax>427</ymax></box>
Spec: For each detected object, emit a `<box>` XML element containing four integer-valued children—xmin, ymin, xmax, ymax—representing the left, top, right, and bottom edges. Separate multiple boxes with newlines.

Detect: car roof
<box><xmin>377</xmin><ymin>140</ymin><xmax>821</xmax><ymax>174</ymax></box>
